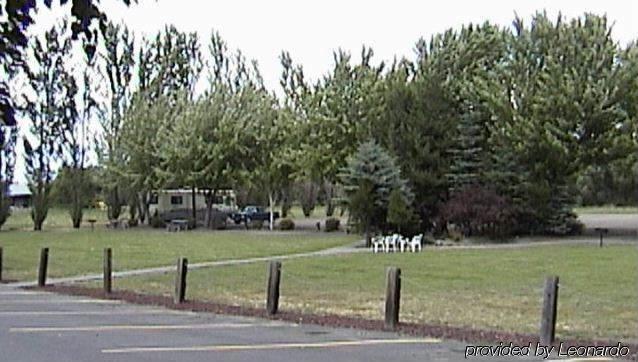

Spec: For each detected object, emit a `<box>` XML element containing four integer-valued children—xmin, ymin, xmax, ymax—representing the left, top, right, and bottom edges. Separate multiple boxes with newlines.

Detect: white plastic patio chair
<box><xmin>398</xmin><ymin>235</ymin><xmax>409</xmax><ymax>252</ymax></box>
<box><xmin>385</xmin><ymin>234</ymin><xmax>399</xmax><ymax>253</ymax></box>
<box><xmin>371</xmin><ymin>236</ymin><xmax>384</xmax><ymax>253</ymax></box>
<box><xmin>409</xmin><ymin>234</ymin><xmax>423</xmax><ymax>252</ymax></box>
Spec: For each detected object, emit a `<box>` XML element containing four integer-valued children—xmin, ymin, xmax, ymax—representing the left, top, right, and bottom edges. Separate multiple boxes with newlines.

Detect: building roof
<box><xmin>8</xmin><ymin>184</ymin><xmax>31</xmax><ymax>197</ymax></box>
<box><xmin>155</xmin><ymin>188</ymin><xmax>234</xmax><ymax>195</ymax></box>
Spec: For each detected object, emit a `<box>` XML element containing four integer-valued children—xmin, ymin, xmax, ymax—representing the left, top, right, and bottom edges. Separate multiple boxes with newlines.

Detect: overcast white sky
<box><xmin>13</xmin><ymin>0</ymin><xmax>637</xmax><ymax>184</ymax></box>
<box><xmin>32</xmin><ymin>0</ymin><xmax>637</xmax><ymax>92</ymax></box>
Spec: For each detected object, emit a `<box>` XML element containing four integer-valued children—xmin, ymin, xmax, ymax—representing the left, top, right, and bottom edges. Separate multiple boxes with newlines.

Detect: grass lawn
<box><xmin>285</xmin><ymin>205</ymin><xmax>327</xmax><ymax>220</ymax></box>
<box><xmin>91</xmin><ymin>244</ymin><xmax>638</xmax><ymax>343</ymax></box>
<box><xmin>0</xmin><ymin>228</ymin><xmax>357</xmax><ymax>282</ymax></box>
<box><xmin>285</xmin><ymin>205</ymin><xmax>348</xmax><ymax>220</ymax></box>
<box><xmin>3</xmin><ymin>207</ymin><xmax>109</xmax><ymax>231</ymax></box>
<box><xmin>575</xmin><ymin>205</ymin><xmax>638</xmax><ymax>214</ymax></box>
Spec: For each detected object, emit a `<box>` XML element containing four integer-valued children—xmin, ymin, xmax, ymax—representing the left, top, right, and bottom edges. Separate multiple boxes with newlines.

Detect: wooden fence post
<box><xmin>540</xmin><ymin>275</ymin><xmax>559</xmax><ymax>345</ymax></box>
<box><xmin>174</xmin><ymin>257</ymin><xmax>188</xmax><ymax>304</ymax></box>
<box><xmin>103</xmin><ymin>248</ymin><xmax>112</xmax><ymax>294</ymax></box>
<box><xmin>0</xmin><ymin>247</ymin><xmax>3</xmax><ymax>282</ymax></box>
<box><xmin>38</xmin><ymin>248</ymin><xmax>49</xmax><ymax>287</ymax></box>
<box><xmin>266</xmin><ymin>261</ymin><xmax>281</xmax><ymax>315</ymax></box>
<box><xmin>385</xmin><ymin>267</ymin><xmax>401</xmax><ymax>330</ymax></box>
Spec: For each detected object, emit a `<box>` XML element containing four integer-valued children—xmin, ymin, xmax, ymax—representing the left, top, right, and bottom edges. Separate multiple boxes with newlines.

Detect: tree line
<box><xmin>0</xmin><ymin>9</ymin><xmax>636</xmax><ymax>238</ymax></box>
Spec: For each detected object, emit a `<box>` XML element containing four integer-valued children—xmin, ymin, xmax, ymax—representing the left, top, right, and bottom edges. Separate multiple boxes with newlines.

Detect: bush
<box><xmin>441</xmin><ymin>185</ymin><xmax>515</xmax><ymax>239</ymax></box>
<box><xmin>556</xmin><ymin>212</ymin><xmax>584</xmax><ymax>236</ymax></box>
<box><xmin>447</xmin><ymin>226</ymin><xmax>464</xmax><ymax>242</ymax></box>
<box><xmin>279</xmin><ymin>218</ymin><xmax>295</xmax><ymax>230</ymax></box>
<box><xmin>245</xmin><ymin>219</ymin><xmax>264</xmax><ymax>230</ymax></box>
<box><xmin>127</xmin><ymin>218</ymin><xmax>139</xmax><ymax>227</ymax></box>
<box><xmin>325</xmin><ymin>217</ymin><xmax>340</xmax><ymax>232</ymax></box>
<box><xmin>567</xmin><ymin>215</ymin><xmax>584</xmax><ymax>235</ymax></box>
<box><xmin>150</xmin><ymin>211</ymin><xmax>165</xmax><ymax>228</ymax></box>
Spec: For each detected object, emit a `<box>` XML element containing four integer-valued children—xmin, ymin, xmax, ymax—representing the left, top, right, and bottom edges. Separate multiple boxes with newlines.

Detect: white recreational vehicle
<box><xmin>148</xmin><ymin>189</ymin><xmax>237</xmax><ymax>216</ymax></box>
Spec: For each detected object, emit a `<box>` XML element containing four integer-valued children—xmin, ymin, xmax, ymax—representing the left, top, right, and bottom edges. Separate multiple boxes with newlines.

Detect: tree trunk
<box><xmin>281</xmin><ymin>187</ymin><xmax>292</xmax><ymax>218</ymax></box>
<box><xmin>70</xmin><ymin>169</ymin><xmax>84</xmax><ymax>229</ymax></box>
<box><xmin>138</xmin><ymin>191</ymin><xmax>150</xmax><ymax>225</ymax></box>
<box><xmin>204</xmin><ymin>190</ymin><xmax>216</xmax><ymax>229</ymax></box>
<box><xmin>191</xmin><ymin>187</ymin><xmax>197</xmax><ymax>228</ymax></box>
<box><xmin>269</xmin><ymin>192</ymin><xmax>274</xmax><ymax>231</ymax></box>
<box><xmin>325</xmin><ymin>181</ymin><xmax>335</xmax><ymax>217</ymax></box>
<box><xmin>107</xmin><ymin>187</ymin><xmax>121</xmax><ymax>220</ymax></box>
<box><xmin>32</xmin><ymin>182</ymin><xmax>48</xmax><ymax>231</ymax></box>
<box><xmin>137</xmin><ymin>192</ymin><xmax>145</xmax><ymax>224</ymax></box>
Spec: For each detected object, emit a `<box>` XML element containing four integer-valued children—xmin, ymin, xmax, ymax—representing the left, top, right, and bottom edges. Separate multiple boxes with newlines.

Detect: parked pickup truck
<box><xmin>230</xmin><ymin>206</ymin><xmax>280</xmax><ymax>225</ymax></box>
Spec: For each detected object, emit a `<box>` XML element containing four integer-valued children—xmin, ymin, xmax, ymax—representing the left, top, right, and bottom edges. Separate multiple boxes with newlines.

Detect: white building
<box><xmin>148</xmin><ymin>189</ymin><xmax>237</xmax><ymax>216</ymax></box>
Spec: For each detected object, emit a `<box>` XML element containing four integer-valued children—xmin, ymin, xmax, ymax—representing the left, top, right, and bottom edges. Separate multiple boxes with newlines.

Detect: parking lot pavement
<box><xmin>0</xmin><ymin>284</ymin><xmax>554</xmax><ymax>362</ymax></box>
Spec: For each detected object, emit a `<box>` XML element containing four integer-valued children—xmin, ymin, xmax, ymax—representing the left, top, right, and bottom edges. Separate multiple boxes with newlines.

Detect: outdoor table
<box><xmin>167</xmin><ymin>219</ymin><xmax>189</xmax><ymax>232</ymax></box>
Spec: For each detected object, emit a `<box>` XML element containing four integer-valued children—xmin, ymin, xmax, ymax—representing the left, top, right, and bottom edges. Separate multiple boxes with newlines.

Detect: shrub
<box><xmin>339</xmin><ymin>141</ymin><xmax>414</xmax><ymax>237</ymax></box>
<box><xmin>447</xmin><ymin>226</ymin><xmax>464</xmax><ymax>242</ymax></box>
<box><xmin>279</xmin><ymin>218</ymin><xmax>295</xmax><ymax>230</ymax></box>
<box><xmin>441</xmin><ymin>185</ymin><xmax>515</xmax><ymax>239</ymax></box>
<box><xmin>559</xmin><ymin>212</ymin><xmax>584</xmax><ymax>235</ymax></box>
<box><xmin>150</xmin><ymin>211</ymin><xmax>165</xmax><ymax>228</ymax></box>
<box><xmin>245</xmin><ymin>219</ymin><xmax>264</xmax><ymax>230</ymax></box>
<box><xmin>325</xmin><ymin>217</ymin><xmax>340</xmax><ymax>232</ymax></box>
<box><xmin>387</xmin><ymin>188</ymin><xmax>420</xmax><ymax>234</ymax></box>
<box><xmin>567</xmin><ymin>217</ymin><xmax>584</xmax><ymax>235</ymax></box>
<box><xmin>127</xmin><ymin>218</ymin><xmax>139</xmax><ymax>227</ymax></box>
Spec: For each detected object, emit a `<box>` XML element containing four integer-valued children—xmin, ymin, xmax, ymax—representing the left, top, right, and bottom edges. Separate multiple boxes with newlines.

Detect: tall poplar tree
<box><xmin>100</xmin><ymin>21</ymin><xmax>135</xmax><ymax>221</ymax></box>
<box><xmin>23</xmin><ymin>21</ymin><xmax>74</xmax><ymax>230</ymax></box>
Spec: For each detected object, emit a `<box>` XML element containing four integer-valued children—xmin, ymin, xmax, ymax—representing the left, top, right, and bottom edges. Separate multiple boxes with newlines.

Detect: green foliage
<box><xmin>105</xmin><ymin>189</ymin><xmax>122</xmax><ymax>220</ymax></box>
<box><xmin>289</xmin><ymin>47</ymin><xmax>384</xmax><ymax>199</ymax></box>
<box><xmin>339</xmin><ymin>141</ymin><xmax>413</xmax><ymax>236</ymax></box>
<box><xmin>30</xmin><ymin>185</ymin><xmax>50</xmax><ymax>231</ymax></box>
<box><xmin>387</xmin><ymin>188</ymin><xmax>418</xmax><ymax>234</ymax></box>
<box><xmin>23</xmin><ymin>21</ymin><xmax>75</xmax><ymax>230</ymax></box>
<box><xmin>295</xmin><ymin>180</ymin><xmax>318</xmax><ymax>217</ymax></box>
<box><xmin>447</xmin><ymin>107</ymin><xmax>487</xmax><ymax>193</ymax></box>
<box><xmin>52</xmin><ymin>167</ymin><xmax>95</xmax><ymax>228</ymax></box>
<box><xmin>138</xmin><ymin>25</ymin><xmax>203</xmax><ymax>100</ymax></box>
<box><xmin>99</xmin><ymin>21</ymin><xmax>135</xmax><ymax>222</ymax></box>
<box><xmin>7</xmin><ymin>11</ymin><xmax>635</xmax><ymax>238</ymax></box>
<box><xmin>278</xmin><ymin>218</ymin><xmax>295</xmax><ymax>231</ymax></box>
<box><xmin>577</xmin><ymin>156</ymin><xmax>638</xmax><ymax>206</ymax></box>
<box><xmin>467</xmin><ymin>12</ymin><xmax>633</xmax><ymax>233</ymax></box>
<box><xmin>0</xmin><ymin>0</ymin><xmax>137</xmax><ymax>127</ymax></box>
<box><xmin>0</xmin><ymin>124</ymin><xmax>17</xmax><ymax>230</ymax></box>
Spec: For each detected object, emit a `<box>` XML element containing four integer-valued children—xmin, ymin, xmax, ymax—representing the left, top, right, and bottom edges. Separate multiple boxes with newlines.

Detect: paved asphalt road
<box><xmin>578</xmin><ymin>214</ymin><xmax>638</xmax><ymax>231</ymax></box>
<box><xmin>1</xmin><ymin>284</ymin><xmax>628</xmax><ymax>362</ymax></box>
<box><xmin>0</xmin><ymin>284</ymin><xmax>548</xmax><ymax>362</ymax></box>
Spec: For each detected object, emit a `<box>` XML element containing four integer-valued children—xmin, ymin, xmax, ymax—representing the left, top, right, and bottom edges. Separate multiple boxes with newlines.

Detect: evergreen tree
<box><xmin>339</xmin><ymin>141</ymin><xmax>413</xmax><ymax>245</ymax></box>
<box><xmin>387</xmin><ymin>188</ymin><xmax>417</xmax><ymax>234</ymax></box>
<box><xmin>447</xmin><ymin>104</ymin><xmax>487</xmax><ymax>194</ymax></box>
